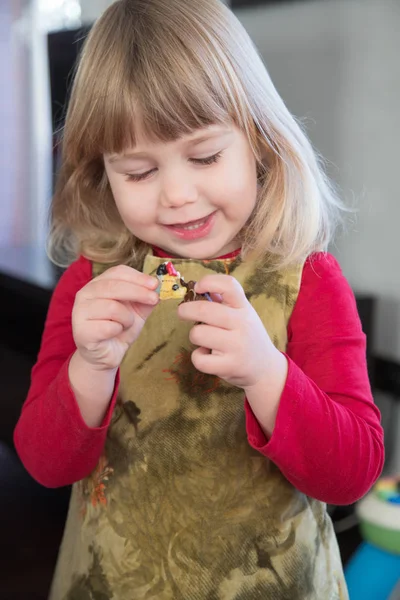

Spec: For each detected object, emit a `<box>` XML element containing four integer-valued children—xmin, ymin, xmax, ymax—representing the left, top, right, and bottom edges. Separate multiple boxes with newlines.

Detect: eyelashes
<box><xmin>125</xmin><ymin>151</ymin><xmax>223</xmax><ymax>182</ymax></box>
<box><xmin>191</xmin><ymin>151</ymin><xmax>222</xmax><ymax>166</ymax></box>
<box><xmin>125</xmin><ymin>170</ymin><xmax>157</xmax><ymax>183</ymax></box>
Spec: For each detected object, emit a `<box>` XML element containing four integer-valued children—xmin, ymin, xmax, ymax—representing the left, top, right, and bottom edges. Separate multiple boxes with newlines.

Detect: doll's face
<box><xmin>157</xmin><ymin>275</ymin><xmax>186</xmax><ymax>301</ymax></box>
<box><xmin>104</xmin><ymin>124</ymin><xmax>258</xmax><ymax>259</ymax></box>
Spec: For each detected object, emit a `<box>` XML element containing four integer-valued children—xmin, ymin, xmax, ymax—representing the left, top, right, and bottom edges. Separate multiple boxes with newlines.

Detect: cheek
<box><xmin>110</xmin><ymin>182</ymin><xmax>155</xmax><ymax>227</ymax></box>
<box><xmin>218</xmin><ymin>162</ymin><xmax>257</xmax><ymax>215</ymax></box>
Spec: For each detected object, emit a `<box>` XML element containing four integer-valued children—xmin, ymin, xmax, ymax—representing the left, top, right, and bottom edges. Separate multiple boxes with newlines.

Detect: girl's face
<box><xmin>104</xmin><ymin>124</ymin><xmax>258</xmax><ymax>259</ymax></box>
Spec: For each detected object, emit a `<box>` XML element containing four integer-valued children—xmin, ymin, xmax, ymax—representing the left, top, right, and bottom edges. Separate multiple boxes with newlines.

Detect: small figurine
<box><xmin>156</xmin><ymin>262</ymin><xmax>186</xmax><ymax>300</ymax></box>
<box><xmin>156</xmin><ymin>262</ymin><xmax>212</xmax><ymax>303</ymax></box>
<box><xmin>180</xmin><ymin>279</ymin><xmax>212</xmax><ymax>303</ymax></box>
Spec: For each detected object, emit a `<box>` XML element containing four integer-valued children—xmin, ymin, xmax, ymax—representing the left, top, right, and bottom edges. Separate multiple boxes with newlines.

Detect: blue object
<box><xmin>345</xmin><ymin>542</ymin><xmax>400</xmax><ymax>600</ymax></box>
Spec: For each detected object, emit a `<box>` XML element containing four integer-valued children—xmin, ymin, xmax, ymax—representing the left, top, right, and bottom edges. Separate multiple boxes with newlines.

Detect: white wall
<box><xmin>80</xmin><ymin>0</ymin><xmax>230</xmax><ymax>23</ymax></box>
<box><xmin>0</xmin><ymin>0</ymin><xmax>31</xmax><ymax>245</ymax></box>
<box><xmin>237</xmin><ymin>0</ymin><xmax>400</xmax><ymax>362</ymax></box>
<box><xmin>0</xmin><ymin>0</ymin><xmax>16</xmax><ymax>245</ymax></box>
<box><xmin>0</xmin><ymin>0</ymin><xmax>52</xmax><ymax>247</ymax></box>
<box><xmin>80</xmin><ymin>0</ymin><xmax>113</xmax><ymax>23</ymax></box>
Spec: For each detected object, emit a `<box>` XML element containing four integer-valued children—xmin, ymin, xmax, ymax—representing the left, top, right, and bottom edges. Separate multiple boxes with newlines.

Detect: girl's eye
<box><xmin>124</xmin><ymin>151</ymin><xmax>222</xmax><ymax>182</ymax></box>
<box><xmin>190</xmin><ymin>151</ymin><xmax>223</xmax><ymax>166</ymax></box>
<box><xmin>125</xmin><ymin>169</ymin><xmax>157</xmax><ymax>182</ymax></box>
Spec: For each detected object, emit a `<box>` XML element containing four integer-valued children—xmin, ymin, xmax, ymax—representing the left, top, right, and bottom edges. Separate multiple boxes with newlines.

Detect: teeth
<box><xmin>180</xmin><ymin>217</ymin><xmax>207</xmax><ymax>230</ymax></box>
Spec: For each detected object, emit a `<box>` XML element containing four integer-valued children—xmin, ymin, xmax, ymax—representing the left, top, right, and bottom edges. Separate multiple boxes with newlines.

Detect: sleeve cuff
<box><xmin>58</xmin><ymin>356</ymin><xmax>120</xmax><ymax>433</ymax></box>
<box><xmin>245</xmin><ymin>354</ymin><xmax>300</xmax><ymax>462</ymax></box>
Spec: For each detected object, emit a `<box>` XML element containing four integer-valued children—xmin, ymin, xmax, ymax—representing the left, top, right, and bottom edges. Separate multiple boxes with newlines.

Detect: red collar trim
<box><xmin>152</xmin><ymin>246</ymin><xmax>241</xmax><ymax>260</ymax></box>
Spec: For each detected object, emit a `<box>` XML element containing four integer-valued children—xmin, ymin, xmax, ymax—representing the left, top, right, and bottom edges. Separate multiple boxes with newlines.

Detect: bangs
<box><xmin>101</xmin><ymin>56</ymin><xmax>235</xmax><ymax>154</ymax></box>
<box><xmin>67</xmin><ymin>0</ymin><xmax>250</xmax><ymax>159</ymax></box>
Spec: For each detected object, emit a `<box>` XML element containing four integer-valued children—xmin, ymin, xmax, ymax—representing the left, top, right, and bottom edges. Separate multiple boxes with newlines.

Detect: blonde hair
<box><xmin>49</xmin><ymin>0</ymin><xmax>343</xmax><ymax>270</ymax></box>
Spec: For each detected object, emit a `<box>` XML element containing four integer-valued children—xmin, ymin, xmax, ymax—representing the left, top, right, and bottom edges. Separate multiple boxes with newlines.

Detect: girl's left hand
<box><xmin>177</xmin><ymin>274</ymin><xmax>277</xmax><ymax>390</ymax></box>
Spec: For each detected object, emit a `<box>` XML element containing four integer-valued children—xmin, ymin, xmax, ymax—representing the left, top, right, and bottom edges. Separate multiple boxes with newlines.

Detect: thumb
<box><xmin>133</xmin><ymin>299</ymin><xmax>160</xmax><ymax>322</ymax></box>
<box><xmin>117</xmin><ymin>300</ymin><xmax>158</xmax><ymax>346</ymax></box>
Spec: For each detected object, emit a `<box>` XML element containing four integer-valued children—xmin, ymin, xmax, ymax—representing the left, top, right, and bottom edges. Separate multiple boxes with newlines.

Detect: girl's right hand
<box><xmin>72</xmin><ymin>265</ymin><xmax>159</xmax><ymax>371</ymax></box>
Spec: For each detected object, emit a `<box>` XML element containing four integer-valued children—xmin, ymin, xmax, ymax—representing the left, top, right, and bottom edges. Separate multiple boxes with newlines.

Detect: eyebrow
<box><xmin>108</xmin><ymin>152</ymin><xmax>151</xmax><ymax>163</ymax></box>
<box><xmin>108</xmin><ymin>129</ymin><xmax>231</xmax><ymax>163</ymax></box>
<box><xmin>187</xmin><ymin>130</ymin><xmax>230</xmax><ymax>147</ymax></box>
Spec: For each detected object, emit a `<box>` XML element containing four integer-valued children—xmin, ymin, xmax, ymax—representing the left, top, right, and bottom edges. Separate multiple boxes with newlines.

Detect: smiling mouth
<box><xmin>165</xmin><ymin>213</ymin><xmax>213</xmax><ymax>230</ymax></box>
<box><xmin>162</xmin><ymin>212</ymin><xmax>216</xmax><ymax>240</ymax></box>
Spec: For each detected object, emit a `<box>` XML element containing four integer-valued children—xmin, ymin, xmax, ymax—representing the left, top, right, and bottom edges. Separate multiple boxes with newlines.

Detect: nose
<box><xmin>159</xmin><ymin>172</ymin><xmax>198</xmax><ymax>209</ymax></box>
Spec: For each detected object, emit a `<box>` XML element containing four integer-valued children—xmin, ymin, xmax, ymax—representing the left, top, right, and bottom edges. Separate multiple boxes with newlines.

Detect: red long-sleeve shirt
<box><xmin>14</xmin><ymin>252</ymin><xmax>384</xmax><ymax>505</ymax></box>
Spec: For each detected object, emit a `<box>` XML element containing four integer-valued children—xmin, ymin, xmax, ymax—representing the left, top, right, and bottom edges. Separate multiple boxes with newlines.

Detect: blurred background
<box><xmin>0</xmin><ymin>0</ymin><xmax>399</xmax><ymax>597</ymax></box>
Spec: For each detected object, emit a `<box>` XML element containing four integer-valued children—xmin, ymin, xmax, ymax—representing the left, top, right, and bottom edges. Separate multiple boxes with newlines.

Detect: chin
<box><xmin>179</xmin><ymin>243</ymin><xmax>235</xmax><ymax>260</ymax></box>
<box><xmin>151</xmin><ymin>233</ymin><xmax>238</xmax><ymax>260</ymax></box>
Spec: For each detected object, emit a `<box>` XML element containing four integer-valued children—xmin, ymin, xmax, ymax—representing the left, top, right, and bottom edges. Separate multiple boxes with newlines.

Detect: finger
<box><xmin>81</xmin><ymin>319</ymin><xmax>124</xmax><ymax>343</ymax></box>
<box><xmin>83</xmin><ymin>299</ymin><xmax>136</xmax><ymax>330</ymax></box>
<box><xmin>178</xmin><ymin>300</ymin><xmax>236</xmax><ymax>330</ymax></box>
<box><xmin>189</xmin><ymin>324</ymin><xmax>230</xmax><ymax>352</ymax></box>
<box><xmin>79</xmin><ymin>279</ymin><xmax>159</xmax><ymax>306</ymax></box>
<box><xmin>95</xmin><ymin>264</ymin><xmax>158</xmax><ymax>290</ymax></box>
<box><xmin>209</xmin><ymin>292</ymin><xmax>223</xmax><ymax>303</ymax></box>
<box><xmin>194</xmin><ymin>275</ymin><xmax>246</xmax><ymax>309</ymax></box>
<box><xmin>191</xmin><ymin>346</ymin><xmax>226</xmax><ymax>375</ymax></box>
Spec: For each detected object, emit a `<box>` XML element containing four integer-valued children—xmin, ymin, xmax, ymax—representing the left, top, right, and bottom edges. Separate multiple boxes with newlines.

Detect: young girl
<box><xmin>14</xmin><ymin>0</ymin><xmax>384</xmax><ymax>598</ymax></box>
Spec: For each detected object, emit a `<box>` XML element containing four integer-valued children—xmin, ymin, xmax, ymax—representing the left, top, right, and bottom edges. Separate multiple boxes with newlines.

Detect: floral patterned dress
<box><xmin>49</xmin><ymin>252</ymin><xmax>348</xmax><ymax>600</ymax></box>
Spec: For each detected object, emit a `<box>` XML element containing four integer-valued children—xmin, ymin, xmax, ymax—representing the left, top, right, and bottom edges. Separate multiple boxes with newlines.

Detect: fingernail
<box><xmin>146</xmin><ymin>277</ymin><xmax>158</xmax><ymax>289</ymax></box>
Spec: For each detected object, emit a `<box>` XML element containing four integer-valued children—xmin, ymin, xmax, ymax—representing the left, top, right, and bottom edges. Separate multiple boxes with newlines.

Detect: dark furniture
<box><xmin>0</xmin><ymin>246</ymin><xmax>69</xmax><ymax>599</ymax></box>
